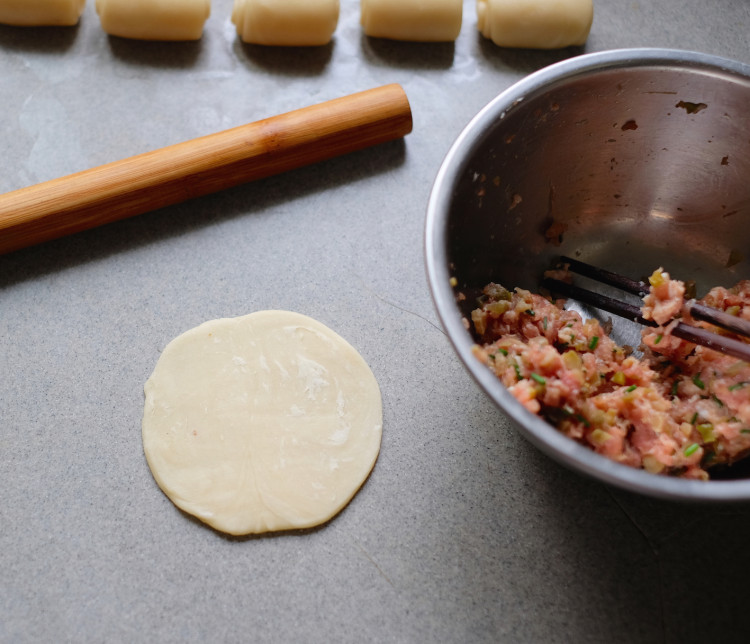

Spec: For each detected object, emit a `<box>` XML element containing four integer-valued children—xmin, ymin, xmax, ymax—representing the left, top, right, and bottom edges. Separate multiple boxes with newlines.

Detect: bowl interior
<box><xmin>426</xmin><ymin>49</ymin><xmax>750</xmax><ymax>500</ymax></box>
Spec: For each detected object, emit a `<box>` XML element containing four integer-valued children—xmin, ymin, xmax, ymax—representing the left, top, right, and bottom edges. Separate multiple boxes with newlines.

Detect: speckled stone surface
<box><xmin>2</xmin><ymin>1</ymin><xmax>750</xmax><ymax>642</ymax></box>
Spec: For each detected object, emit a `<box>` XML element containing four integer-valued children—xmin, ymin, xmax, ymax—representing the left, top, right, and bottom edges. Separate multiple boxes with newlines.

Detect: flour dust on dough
<box><xmin>142</xmin><ymin>310</ymin><xmax>383</xmax><ymax>536</ymax></box>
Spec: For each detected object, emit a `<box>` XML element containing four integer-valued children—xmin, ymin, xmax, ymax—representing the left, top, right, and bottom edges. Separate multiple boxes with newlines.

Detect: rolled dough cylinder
<box><xmin>95</xmin><ymin>0</ymin><xmax>210</xmax><ymax>41</ymax></box>
<box><xmin>360</xmin><ymin>0</ymin><xmax>462</xmax><ymax>42</ymax></box>
<box><xmin>477</xmin><ymin>0</ymin><xmax>593</xmax><ymax>49</ymax></box>
<box><xmin>231</xmin><ymin>0</ymin><xmax>340</xmax><ymax>46</ymax></box>
<box><xmin>0</xmin><ymin>0</ymin><xmax>85</xmax><ymax>26</ymax></box>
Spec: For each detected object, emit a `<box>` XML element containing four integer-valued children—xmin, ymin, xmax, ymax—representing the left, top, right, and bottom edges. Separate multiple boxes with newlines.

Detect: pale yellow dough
<box><xmin>142</xmin><ymin>310</ymin><xmax>383</xmax><ymax>536</ymax></box>
<box><xmin>0</xmin><ymin>0</ymin><xmax>85</xmax><ymax>26</ymax></box>
<box><xmin>477</xmin><ymin>0</ymin><xmax>593</xmax><ymax>49</ymax></box>
<box><xmin>95</xmin><ymin>0</ymin><xmax>210</xmax><ymax>41</ymax></box>
<box><xmin>231</xmin><ymin>0</ymin><xmax>340</xmax><ymax>46</ymax></box>
<box><xmin>360</xmin><ymin>0</ymin><xmax>462</xmax><ymax>42</ymax></box>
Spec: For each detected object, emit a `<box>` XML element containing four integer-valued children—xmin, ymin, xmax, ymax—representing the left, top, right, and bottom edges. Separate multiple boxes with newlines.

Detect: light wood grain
<box><xmin>0</xmin><ymin>83</ymin><xmax>412</xmax><ymax>255</ymax></box>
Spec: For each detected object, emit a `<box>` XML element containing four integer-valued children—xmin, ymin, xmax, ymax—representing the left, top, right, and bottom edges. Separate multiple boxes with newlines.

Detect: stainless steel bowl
<box><xmin>425</xmin><ymin>48</ymin><xmax>750</xmax><ymax>501</ymax></box>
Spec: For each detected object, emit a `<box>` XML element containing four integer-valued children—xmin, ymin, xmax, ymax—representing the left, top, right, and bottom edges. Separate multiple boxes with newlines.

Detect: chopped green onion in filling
<box><xmin>684</xmin><ymin>443</ymin><xmax>700</xmax><ymax>457</ymax></box>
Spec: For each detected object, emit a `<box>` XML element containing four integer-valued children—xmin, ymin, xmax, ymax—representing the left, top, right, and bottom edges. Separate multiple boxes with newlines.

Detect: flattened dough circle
<box><xmin>142</xmin><ymin>310</ymin><xmax>383</xmax><ymax>536</ymax></box>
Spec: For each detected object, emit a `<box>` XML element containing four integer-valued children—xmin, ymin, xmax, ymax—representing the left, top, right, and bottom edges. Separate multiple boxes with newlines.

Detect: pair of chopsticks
<box><xmin>542</xmin><ymin>256</ymin><xmax>750</xmax><ymax>362</ymax></box>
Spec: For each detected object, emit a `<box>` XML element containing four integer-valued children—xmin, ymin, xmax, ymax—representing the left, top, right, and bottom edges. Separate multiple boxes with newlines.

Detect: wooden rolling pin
<box><xmin>0</xmin><ymin>83</ymin><xmax>412</xmax><ymax>255</ymax></box>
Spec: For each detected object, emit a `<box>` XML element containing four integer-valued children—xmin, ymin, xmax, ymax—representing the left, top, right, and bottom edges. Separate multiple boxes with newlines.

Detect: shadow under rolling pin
<box><xmin>0</xmin><ymin>83</ymin><xmax>413</xmax><ymax>256</ymax></box>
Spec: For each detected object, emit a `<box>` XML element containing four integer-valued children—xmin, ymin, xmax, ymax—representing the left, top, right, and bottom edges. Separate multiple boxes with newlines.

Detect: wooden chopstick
<box><xmin>559</xmin><ymin>255</ymin><xmax>649</xmax><ymax>296</ymax></box>
<box><xmin>557</xmin><ymin>256</ymin><xmax>750</xmax><ymax>340</ymax></box>
<box><xmin>541</xmin><ymin>277</ymin><xmax>648</xmax><ymax>325</ymax></box>
<box><xmin>0</xmin><ymin>84</ymin><xmax>413</xmax><ymax>256</ymax></box>
<box><xmin>685</xmin><ymin>300</ymin><xmax>750</xmax><ymax>339</ymax></box>
<box><xmin>543</xmin><ymin>259</ymin><xmax>750</xmax><ymax>362</ymax></box>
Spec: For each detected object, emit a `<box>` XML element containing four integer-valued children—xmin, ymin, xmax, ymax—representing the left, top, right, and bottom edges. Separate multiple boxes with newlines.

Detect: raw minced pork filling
<box><xmin>470</xmin><ymin>269</ymin><xmax>750</xmax><ymax>480</ymax></box>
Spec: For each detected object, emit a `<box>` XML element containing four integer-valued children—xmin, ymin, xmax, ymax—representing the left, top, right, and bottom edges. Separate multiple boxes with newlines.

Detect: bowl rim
<box><xmin>425</xmin><ymin>47</ymin><xmax>750</xmax><ymax>502</ymax></box>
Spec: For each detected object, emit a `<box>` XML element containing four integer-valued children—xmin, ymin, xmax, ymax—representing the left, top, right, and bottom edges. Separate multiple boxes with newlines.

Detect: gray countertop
<box><xmin>2</xmin><ymin>1</ymin><xmax>750</xmax><ymax>642</ymax></box>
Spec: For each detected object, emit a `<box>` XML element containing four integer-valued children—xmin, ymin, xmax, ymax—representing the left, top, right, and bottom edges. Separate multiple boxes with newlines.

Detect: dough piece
<box><xmin>231</xmin><ymin>0</ymin><xmax>339</xmax><ymax>46</ymax></box>
<box><xmin>477</xmin><ymin>0</ymin><xmax>593</xmax><ymax>49</ymax></box>
<box><xmin>142</xmin><ymin>310</ymin><xmax>383</xmax><ymax>536</ymax></box>
<box><xmin>95</xmin><ymin>0</ymin><xmax>210</xmax><ymax>41</ymax></box>
<box><xmin>360</xmin><ymin>0</ymin><xmax>462</xmax><ymax>42</ymax></box>
<box><xmin>0</xmin><ymin>0</ymin><xmax>85</xmax><ymax>26</ymax></box>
